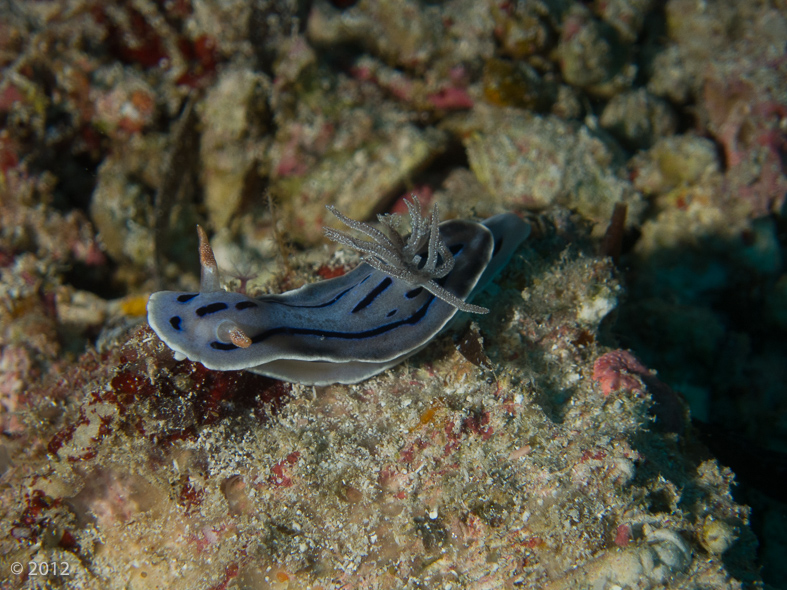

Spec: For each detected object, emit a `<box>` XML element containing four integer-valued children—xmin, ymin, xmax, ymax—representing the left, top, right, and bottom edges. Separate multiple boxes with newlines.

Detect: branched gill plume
<box><xmin>323</xmin><ymin>196</ymin><xmax>489</xmax><ymax>314</ymax></box>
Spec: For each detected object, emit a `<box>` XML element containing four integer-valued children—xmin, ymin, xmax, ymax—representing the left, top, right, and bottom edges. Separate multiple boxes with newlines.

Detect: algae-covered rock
<box><xmin>600</xmin><ymin>88</ymin><xmax>677</xmax><ymax>150</ymax></box>
<box><xmin>482</xmin><ymin>58</ymin><xmax>557</xmax><ymax>112</ymax></box>
<box><xmin>594</xmin><ymin>0</ymin><xmax>654</xmax><ymax>43</ymax></box>
<box><xmin>199</xmin><ymin>67</ymin><xmax>270</xmax><ymax>230</ymax></box>
<box><xmin>0</xmin><ymin>215</ymin><xmax>756</xmax><ymax>589</ymax></box>
<box><xmin>187</xmin><ymin>0</ymin><xmax>254</xmax><ymax>58</ymax></box>
<box><xmin>463</xmin><ymin>107</ymin><xmax>644</xmax><ymax>229</ymax></box>
<box><xmin>630</xmin><ymin>135</ymin><xmax>721</xmax><ymax>197</ymax></box>
<box><xmin>308</xmin><ymin>0</ymin><xmax>497</xmax><ymax>73</ymax></box>
<box><xmin>308</xmin><ymin>0</ymin><xmax>443</xmax><ymax>72</ymax></box>
<box><xmin>556</xmin><ymin>5</ymin><xmax>636</xmax><ymax>97</ymax></box>
<box><xmin>90</xmin><ymin>142</ymin><xmax>163</xmax><ymax>268</ymax></box>
<box><xmin>272</xmin><ymin>114</ymin><xmax>449</xmax><ymax>243</ymax></box>
<box><xmin>491</xmin><ymin>2</ymin><xmax>553</xmax><ymax>59</ymax></box>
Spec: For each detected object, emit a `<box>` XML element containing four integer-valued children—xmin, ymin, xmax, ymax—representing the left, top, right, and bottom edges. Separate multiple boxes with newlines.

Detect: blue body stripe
<box><xmin>352</xmin><ymin>277</ymin><xmax>393</xmax><ymax>313</ymax></box>
<box><xmin>209</xmin><ymin>295</ymin><xmax>438</xmax><ymax>351</ymax></box>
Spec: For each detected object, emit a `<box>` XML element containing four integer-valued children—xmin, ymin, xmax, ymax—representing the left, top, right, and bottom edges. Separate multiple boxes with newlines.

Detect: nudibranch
<box><xmin>147</xmin><ymin>197</ymin><xmax>530</xmax><ymax>385</ymax></box>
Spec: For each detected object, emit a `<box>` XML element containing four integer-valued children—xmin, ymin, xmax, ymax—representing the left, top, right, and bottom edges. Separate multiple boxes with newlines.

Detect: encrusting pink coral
<box><xmin>593</xmin><ymin>349</ymin><xmax>688</xmax><ymax>433</ymax></box>
<box><xmin>592</xmin><ymin>349</ymin><xmax>651</xmax><ymax>396</ymax></box>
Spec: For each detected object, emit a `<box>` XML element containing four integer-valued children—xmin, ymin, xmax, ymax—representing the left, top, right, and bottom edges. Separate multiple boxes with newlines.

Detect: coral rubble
<box><xmin>2</xmin><ymin>0</ymin><xmax>784</xmax><ymax>587</ymax></box>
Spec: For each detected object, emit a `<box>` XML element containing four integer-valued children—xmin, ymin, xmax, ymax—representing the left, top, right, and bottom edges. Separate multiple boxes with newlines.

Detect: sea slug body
<box><xmin>147</xmin><ymin>198</ymin><xmax>530</xmax><ymax>385</ymax></box>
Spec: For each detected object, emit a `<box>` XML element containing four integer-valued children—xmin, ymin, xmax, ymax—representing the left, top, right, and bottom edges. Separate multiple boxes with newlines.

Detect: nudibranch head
<box><xmin>147</xmin><ymin>290</ymin><xmax>264</xmax><ymax>370</ymax></box>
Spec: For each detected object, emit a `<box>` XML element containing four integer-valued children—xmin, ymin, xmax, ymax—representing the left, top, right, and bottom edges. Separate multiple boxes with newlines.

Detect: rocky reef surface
<box><xmin>1</xmin><ymin>0</ymin><xmax>785</xmax><ymax>588</ymax></box>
